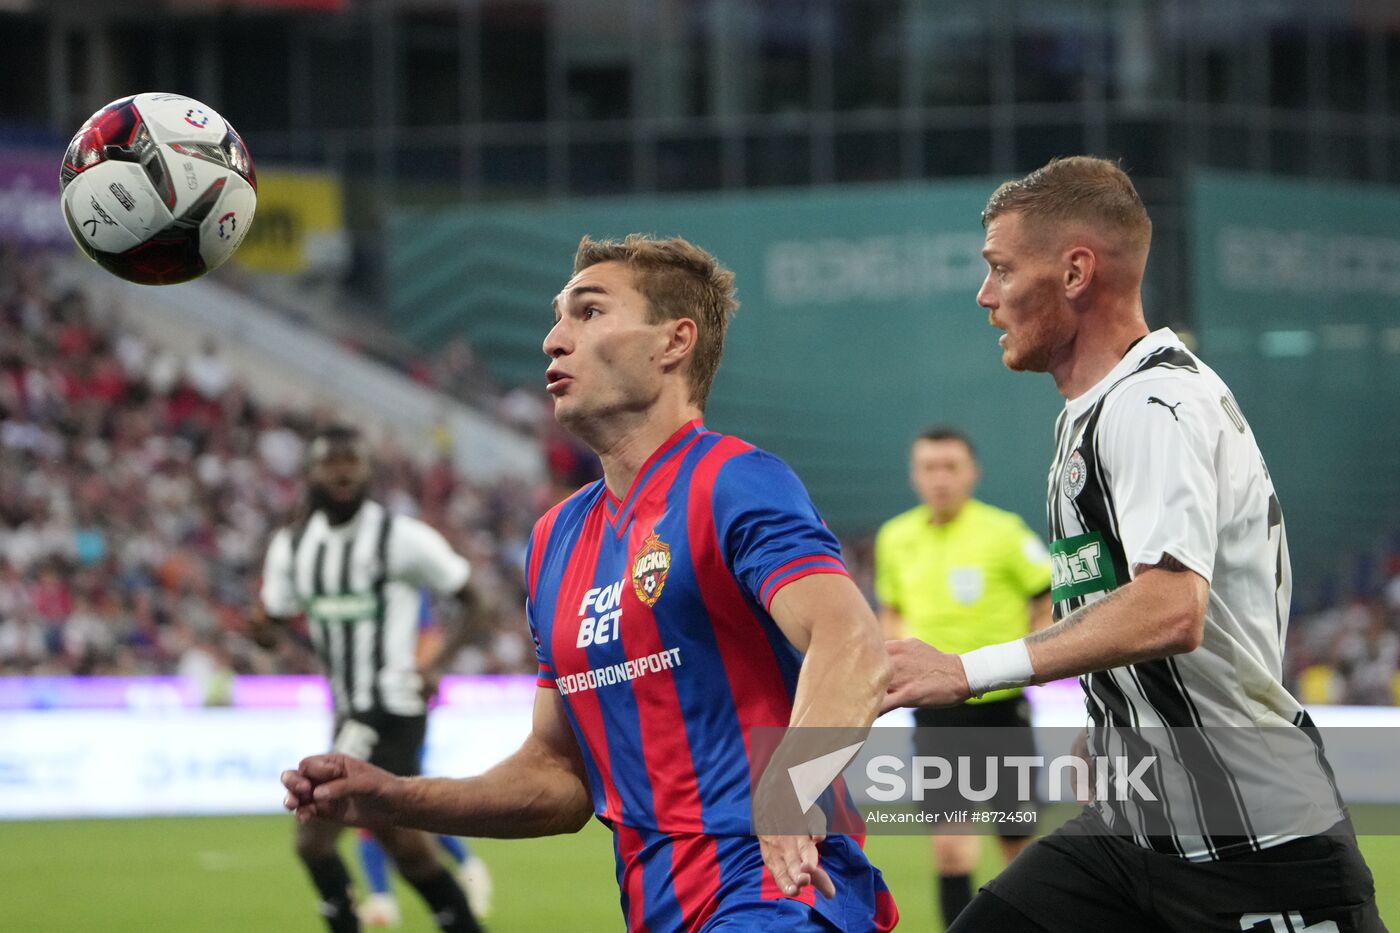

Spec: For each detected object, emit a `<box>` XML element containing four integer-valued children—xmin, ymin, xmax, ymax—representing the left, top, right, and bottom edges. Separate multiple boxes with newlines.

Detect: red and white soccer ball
<box><xmin>60</xmin><ymin>92</ymin><xmax>257</xmax><ymax>286</ymax></box>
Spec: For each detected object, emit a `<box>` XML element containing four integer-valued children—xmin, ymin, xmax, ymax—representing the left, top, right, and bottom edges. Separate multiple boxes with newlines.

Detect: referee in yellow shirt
<box><xmin>875</xmin><ymin>427</ymin><xmax>1052</xmax><ymax>930</ymax></box>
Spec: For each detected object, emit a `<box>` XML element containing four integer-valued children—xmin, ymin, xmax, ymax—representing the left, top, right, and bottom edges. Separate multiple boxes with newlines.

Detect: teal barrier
<box><xmin>1192</xmin><ymin>171</ymin><xmax>1400</xmax><ymax>590</ymax></box>
<box><xmin>388</xmin><ymin>183</ymin><xmax>1062</xmax><ymax>537</ymax></box>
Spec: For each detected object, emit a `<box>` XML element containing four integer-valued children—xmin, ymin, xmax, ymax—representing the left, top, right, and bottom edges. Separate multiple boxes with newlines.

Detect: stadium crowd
<box><xmin>0</xmin><ymin>245</ymin><xmax>1397</xmax><ymax>706</ymax></box>
<box><xmin>0</xmin><ymin>247</ymin><xmax>551</xmax><ymax>685</ymax></box>
<box><xmin>1285</xmin><ymin>551</ymin><xmax>1400</xmax><ymax>706</ymax></box>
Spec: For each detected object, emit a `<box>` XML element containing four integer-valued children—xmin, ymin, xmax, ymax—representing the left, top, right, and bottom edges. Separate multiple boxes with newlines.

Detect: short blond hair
<box><xmin>982</xmin><ymin>156</ymin><xmax>1152</xmax><ymax>255</ymax></box>
<box><xmin>574</xmin><ymin>234</ymin><xmax>739</xmax><ymax>410</ymax></box>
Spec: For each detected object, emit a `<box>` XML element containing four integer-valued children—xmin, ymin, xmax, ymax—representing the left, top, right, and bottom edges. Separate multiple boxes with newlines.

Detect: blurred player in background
<box><xmin>357</xmin><ymin>829</ymin><xmax>491</xmax><ymax>927</ymax></box>
<box><xmin>874</xmin><ymin>426</ymin><xmax>1051</xmax><ymax>928</ymax></box>
<box><xmin>283</xmin><ymin>234</ymin><xmax>898</xmax><ymax>932</ymax></box>
<box><xmin>255</xmin><ymin>425</ymin><xmax>488</xmax><ymax>933</ymax></box>
<box><xmin>885</xmin><ymin>157</ymin><xmax>1384</xmax><ymax>931</ymax></box>
<box><xmin>356</xmin><ymin>594</ymin><xmax>493</xmax><ymax>928</ymax></box>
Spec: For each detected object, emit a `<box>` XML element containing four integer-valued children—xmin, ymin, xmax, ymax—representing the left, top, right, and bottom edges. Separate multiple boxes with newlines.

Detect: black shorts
<box><xmin>969</xmin><ymin>810</ymin><xmax>1384</xmax><ymax>933</ymax></box>
<box><xmin>330</xmin><ymin>712</ymin><xmax>427</xmax><ymax>777</ymax></box>
<box><xmin>913</xmin><ymin>695</ymin><xmax>1040</xmax><ymax>838</ymax></box>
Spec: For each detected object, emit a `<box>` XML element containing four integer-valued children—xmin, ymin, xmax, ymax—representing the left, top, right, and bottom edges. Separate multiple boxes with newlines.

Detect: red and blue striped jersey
<box><xmin>525</xmin><ymin>419</ymin><xmax>850</xmax><ymax>835</ymax></box>
<box><xmin>524</xmin><ymin>421</ymin><xmax>897</xmax><ymax>931</ymax></box>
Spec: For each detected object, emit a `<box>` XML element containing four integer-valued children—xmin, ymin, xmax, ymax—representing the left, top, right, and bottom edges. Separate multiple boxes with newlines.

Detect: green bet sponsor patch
<box><xmin>1050</xmin><ymin>532</ymin><xmax>1118</xmax><ymax>602</ymax></box>
<box><xmin>307</xmin><ymin>593</ymin><xmax>379</xmax><ymax>621</ymax></box>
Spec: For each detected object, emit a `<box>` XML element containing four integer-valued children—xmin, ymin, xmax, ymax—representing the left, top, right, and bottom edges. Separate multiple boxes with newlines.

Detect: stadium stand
<box><xmin>0</xmin><ymin>244</ymin><xmax>554</xmax><ymax>682</ymax></box>
<box><xmin>1286</xmin><ymin>547</ymin><xmax>1400</xmax><ymax>706</ymax></box>
<box><xmin>1</xmin><ymin>240</ymin><xmax>1394</xmax><ymax>705</ymax></box>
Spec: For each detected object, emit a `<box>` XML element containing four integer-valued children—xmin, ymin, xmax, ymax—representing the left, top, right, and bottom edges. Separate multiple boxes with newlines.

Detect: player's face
<box><xmin>910</xmin><ymin>438</ymin><xmax>978</xmax><ymax>516</ymax></box>
<box><xmin>543</xmin><ymin>261</ymin><xmax>672</xmax><ymax>432</ymax></box>
<box><xmin>976</xmin><ymin>211</ymin><xmax>1077</xmax><ymax>373</ymax></box>
<box><xmin>308</xmin><ymin>441</ymin><xmax>370</xmax><ymax>507</ymax></box>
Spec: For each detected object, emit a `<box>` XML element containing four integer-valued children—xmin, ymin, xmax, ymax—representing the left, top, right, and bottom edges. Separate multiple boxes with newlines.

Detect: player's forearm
<box><xmin>389</xmin><ymin>747</ymin><xmax>593</xmax><ymax>838</ymax></box>
<box><xmin>771</xmin><ymin>576</ymin><xmax>890</xmax><ymax>729</ymax></box>
<box><xmin>888</xmin><ymin>570</ymin><xmax>1206</xmax><ymax>708</ymax></box>
<box><xmin>421</xmin><ymin>624</ymin><xmax>469</xmax><ymax>679</ymax></box>
<box><xmin>790</xmin><ymin>614</ymin><xmax>890</xmax><ymax>730</ymax></box>
<box><xmin>759</xmin><ymin>614</ymin><xmax>886</xmax><ymax>831</ymax></box>
<box><xmin>249</xmin><ymin>618</ymin><xmax>280</xmax><ymax>650</ymax></box>
<box><xmin>1023</xmin><ymin>582</ymin><xmax>1200</xmax><ymax>683</ymax></box>
<box><xmin>424</xmin><ymin>587</ymin><xmax>493</xmax><ymax>674</ymax></box>
<box><xmin>962</xmin><ymin>570</ymin><xmax>1206</xmax><ymax>697</ymax></box>
<box><xmin>249</xmin><ymin>612</ymin><xmax>314</xmax><ymax>652</ymax></box>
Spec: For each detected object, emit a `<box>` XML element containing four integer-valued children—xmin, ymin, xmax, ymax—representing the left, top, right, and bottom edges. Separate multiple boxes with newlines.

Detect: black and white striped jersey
<box><xmin>260</xmin><ymin>500</ymin><xmax>471</xmax><ymax>717</ymax></box>
<box><xmin>1047</xmin><ymin>328</ymin><xmax>1343</xmax><ymax>861</ymax></box>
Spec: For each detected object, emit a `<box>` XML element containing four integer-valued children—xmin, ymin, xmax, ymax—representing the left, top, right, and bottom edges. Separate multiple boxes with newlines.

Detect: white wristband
<box><xmin>959</xmin><ymin>640</ymin><xmax>1035</xmax><ymax>698</ymax></box>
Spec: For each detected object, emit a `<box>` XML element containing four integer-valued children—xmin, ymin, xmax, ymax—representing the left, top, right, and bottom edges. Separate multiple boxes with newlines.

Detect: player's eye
<box><xmin>581</xmin><ymin>305</ymin><xmax>601</xmax><ymax>320</ymax></box>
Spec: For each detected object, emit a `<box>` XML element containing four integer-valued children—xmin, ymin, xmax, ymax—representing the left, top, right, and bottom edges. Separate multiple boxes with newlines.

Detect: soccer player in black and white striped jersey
<box><xmin>885</xmin><ymin>157</ymin><xmax>1385</xmax><ymax>931</ymax></box>
<box><xmin>254</xmin><ymin>425</ymin><xmax>487</xmax><ymax>933</ymax></box>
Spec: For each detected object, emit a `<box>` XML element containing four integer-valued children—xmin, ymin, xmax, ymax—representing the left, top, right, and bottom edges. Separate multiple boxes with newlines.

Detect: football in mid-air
<box><xmin>60</xmin><ymin>92</ymin><xmax>257</xmax><ymax>286</ymax></box>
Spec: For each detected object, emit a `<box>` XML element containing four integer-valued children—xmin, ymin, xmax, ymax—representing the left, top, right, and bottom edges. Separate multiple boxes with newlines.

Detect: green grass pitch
<box><xmin>2</xmin><ymin>814</ymin><xmax>1396</xmax><ymax>931</ymax></box>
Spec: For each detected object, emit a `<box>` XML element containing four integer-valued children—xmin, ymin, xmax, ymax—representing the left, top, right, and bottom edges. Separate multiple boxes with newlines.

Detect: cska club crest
<box><xmin>631</xmin><ymin>532</ymin><xmax>672</xmax><ymax>608</ymax></box>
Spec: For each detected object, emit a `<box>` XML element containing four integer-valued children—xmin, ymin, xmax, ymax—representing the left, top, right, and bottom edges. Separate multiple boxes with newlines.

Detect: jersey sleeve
<box><xmin>527</xmin><ymin>598</ymin><xmax>556</xmax><ymax>689</ymax></box>
<box><xmin>1005</xmin><ymin>517</ymin><xmax>1053</xmax><ymax>597</ymax></box>
<box><xmin>524</xmin><ymin>516</ymin><xmax>556</xmax><ymax>689</ymax></box>
<box><xmin>1100</xmin><ymin>379</ymin><xmax>1220</xmax><ymax>582</ymax></box>
<box><xmin>872</xmin><ymin>522</ymin><xmax>903</xmax><ymax>611</ymax></box>
<box><xmin>391</xmin><ymin>517</ymin><xmax>473</xmax><ymax>596</ymax></box>
<box><xmin>711</xmin><ymin>449</ymin><xmax>848</xmax><ymax>611</ymax></box>
<box><xmin>260</xmin><ymin>527</ymin><xmax>302</xmax><ymax>617</ymax></box>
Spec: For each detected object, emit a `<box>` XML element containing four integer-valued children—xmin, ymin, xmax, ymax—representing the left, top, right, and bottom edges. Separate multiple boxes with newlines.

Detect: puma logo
<box><xmin>1147</xmin><ymin>396</ymin><xmax>1181</xmax><ymax>421</ymax></box>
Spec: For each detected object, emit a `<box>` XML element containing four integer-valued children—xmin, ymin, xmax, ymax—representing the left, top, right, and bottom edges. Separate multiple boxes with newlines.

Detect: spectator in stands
<box><xmin>185</xmin><ymin>338</ymin><xmax>232</xmax><ymax>400</ymax></box>
<box><xmin>0</xmin><ymin>250</ymin><xmax>538</xmax><ymax>683</ymax></box>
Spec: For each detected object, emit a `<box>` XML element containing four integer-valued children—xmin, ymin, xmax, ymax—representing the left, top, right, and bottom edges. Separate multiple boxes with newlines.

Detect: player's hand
<box><xmin>245</xmin><ymin>605</ymin><xmax>279</xmax><ymax>650</ymax></box>
<box><xmin>417</xmin><ymin>665</ymin><xmax>444</xmax><ymax>703</ymax></box>
<box><xmin>281</xmin><ymin>753</ymin><xmax>399</xmax><ymax>830</ymax></box>
<box><xmin>881</xmin><ymin>638</ymin><xmax>973</xmax><ymax>712</ymax></box>
<box><xmin>759</xmin><ymin>833</ymin><xmax>836</xmax><ymax>900</ymax></box>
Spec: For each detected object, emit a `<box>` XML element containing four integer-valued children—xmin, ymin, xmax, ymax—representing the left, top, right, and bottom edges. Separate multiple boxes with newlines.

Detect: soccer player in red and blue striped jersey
<box><xmin>284</xmin><ymin>234</ymin><xmax>897</xmax><ymax>932</ymax></box>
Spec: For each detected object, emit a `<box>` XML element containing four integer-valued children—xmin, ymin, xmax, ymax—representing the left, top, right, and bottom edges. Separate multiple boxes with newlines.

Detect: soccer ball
<box><xmin>60</xmin><ymin>92</ymin><xmax>257</xmax><ymax>286</ymax></box>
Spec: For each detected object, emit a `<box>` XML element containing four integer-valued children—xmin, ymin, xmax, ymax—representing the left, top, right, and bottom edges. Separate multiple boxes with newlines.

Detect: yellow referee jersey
<box><xmin>875</xmin><ymin>499</ymin><xmax>1052</xmax><ymax>704</ymax></box>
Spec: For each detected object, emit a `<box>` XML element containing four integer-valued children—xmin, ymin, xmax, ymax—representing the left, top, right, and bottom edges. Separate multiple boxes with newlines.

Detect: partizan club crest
<box><xmin>631</xmin><ymin>532</ymin><xmax>671</xmax><ymax>607</ymax></box>
<box><xmin>1062</xmin><ymin>449</ymin><xmax>1088</xmax><ymax>499</ymax></box>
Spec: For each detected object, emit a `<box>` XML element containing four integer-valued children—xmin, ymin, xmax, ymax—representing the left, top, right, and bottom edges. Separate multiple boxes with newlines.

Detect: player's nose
<box><xmin>975</xmin><ymin>274</ymin><xmax>996</xmax><ymax>310</ymax></box>
<box><xmin>543</xmin><ymin>319</ymin><xmax>570</xmax><ymax>358</ymax></box>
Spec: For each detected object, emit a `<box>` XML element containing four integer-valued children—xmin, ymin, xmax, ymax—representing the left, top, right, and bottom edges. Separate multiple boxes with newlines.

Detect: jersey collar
<box><xmin>314</xmin><ymin>499</ymin><xmax>380</xmax><ymax>537</ymax></box>
<box><xmin>923</xmin><ymin>499</ymin><xmax>980</xmax><ymax>531</ymax></box>
<box><xmin>602</xmin><ymin>419</ymin><xmax>706</xmax><ymax>531</ymax></box>
<box><xmin>1064</xmin><ymin>327</ymin><xmax>1182</xmax><ymax>419</ymax></box>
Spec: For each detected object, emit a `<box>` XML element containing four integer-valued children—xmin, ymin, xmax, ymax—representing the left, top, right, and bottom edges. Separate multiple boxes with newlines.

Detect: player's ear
<box><xmin>1064</xmin><ymin>246</ymin><xmax>1095</xmax><ymax>300</ymax></box>
<box><xmin>658</xmin><ymin>317</ymin><xmax>698</xmax><ymax>372</ymax></box>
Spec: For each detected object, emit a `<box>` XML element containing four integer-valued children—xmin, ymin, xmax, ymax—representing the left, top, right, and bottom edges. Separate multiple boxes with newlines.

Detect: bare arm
<box><xmin>254</xmin><ymin>529</ymin><xmax>311</xmax><ymax>651</ymax></box>
<box><xmin>885</xmin><ymin>556</ymin><xmax>1207</xmax><ymax>710</ymax></box>
<box><xmin>247</xmin><ymin>603</ymin><xmax>282</xmax><ymax>649</ymax></box>
<box><xmin>1022</xmin><ymin>557</ymin><xmax>1206</xmax><ymax>682</ymax></box>
<box><xmin>757</xmin><ymin>574</ymin><xmax>890</xmax><ymax>898</ymax></box>
<box><xmin>246</xmin><ymin>604</ymin><xmax>315</xmax><ymax>654</ymax></box>
<box><xmin>417</xmin><ymin>583</ymin><xmax>495</xmax><ymax>699</ymax></box>
<box><xmin>283</xmin><ymin>686</ymin><xmax>594</xmax><ymax>838</ymax></box>
<box><xmin>771</xmin><ymin>573</ymin><xmax>891</xmax><ymax>730</ymax></box>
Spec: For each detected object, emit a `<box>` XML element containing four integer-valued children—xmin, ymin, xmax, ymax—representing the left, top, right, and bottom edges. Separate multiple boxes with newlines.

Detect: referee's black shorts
<box><xmin>331</xmin><ymin>711</ymin><xmax>428</xmax><ymax>777</ymax></box>
<box><xmin>954</xmin><ymin>809</ymin><xmax>1385</xmax><ymax>932</ymax></box>
<box><xmin>912</xmin><ymin>694</ymin><xmax>1040</xmax><ymax>839</ymax></box>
